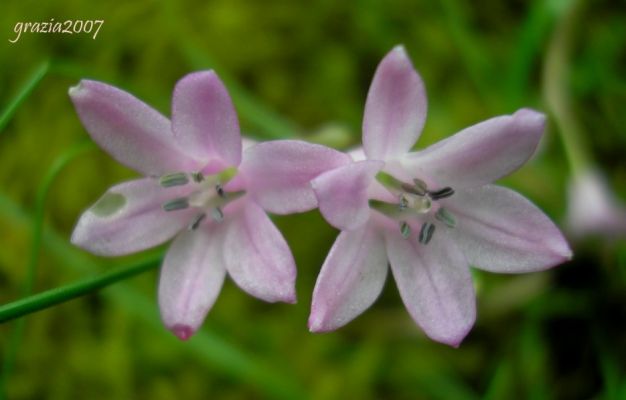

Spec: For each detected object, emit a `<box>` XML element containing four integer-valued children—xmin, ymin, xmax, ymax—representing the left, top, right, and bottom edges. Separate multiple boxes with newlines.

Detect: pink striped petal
<box><xmin>239</xmin><ymin>140</ymin><xmax>351</xmax><ymax>214</ymax></box>
<box><xmin>386</xmin><ymin>230</ymin><xmax>475</xmax><ymax>347</ymax></box>
<box><xmin>69</xmin><ymin>80</ymin><xmax>197</xmax><ymax>176</ymax></box>
<box><xmin>71</xmin><ymin>178</ymin><xmax>193</xmax><ymax>256</ymax></box>
<box><xmin>363</xmin><ymin>46</ymin><xmax>427</xmax><ymax>161</ymax></box>
<box><xmin>158</xmin><ymin>226</ymin><xmax>226</xmax><ymax>340</ymax></box>
<box><xmin>402</xmin><ymin>109</ymin><xmax>545</xmax><ymax>189</ymax></box>
<box><xmin>444</xmin><ymin>185</ymin><xmax>572</xmax><ymax>273</ymax></box>
<box><xmin>309</xmin><ymin>223</ymin><xmax>388</xmax><ymax>332</ymax></box>
<box><xmin>223</xmin><ymin>201</ymin><xmax>296</xmax><ymax>303</ymax></box>
<box><xmin>172</xmin><ymin>71</ymin><xmax>242</xmax><ymax>169</ymax></box>
<box><xmin>311</xmin><ymin>160</ymin><xmax>384</xmax><ymax>231</ymax></box>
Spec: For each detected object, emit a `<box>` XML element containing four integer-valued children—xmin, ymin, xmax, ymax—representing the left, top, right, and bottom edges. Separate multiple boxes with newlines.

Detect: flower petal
<box><xmin>444</xmin><ymin>185</ymin><xmax>572</xmax><ymax>273</ymax></box>
<box><xmin>238</xmin><ymin>140</ymin><xmax>351</xmax><ymax>214</ymax></box>
<box><xmin>223</xmin><ymin>201</ymin><xmax>296</xmax><ymax>303</ymax></box>
<box><xmin>158</xmin><ymin>226</ymin><xmax>226</xmax><ymax>340</ymax></box>
<box><xmin>172</xmin><ymin>71</ymin><xmax>242</xmax><ymax>169</ymax></box>
<box><xmin>402</xmin><ymin>109</ymin><xmax>546</xmax><ymax>189</ymax></box>
<box><xmin>71</xmin><ymin>178</ymin><xmax>194</xmax><ymax>256</ymax></box>
<box><xmin>69</xmin><ymin>80</ymin><xmax>197</xmax><ymax>176</ymax></box>
<box><xmin>363</xmin><ymin>45</ymin><xmax>427</xmax><ymax>161</ymax></box>
<box><xmin>312</xmin><ymin>160</ymin><xmax>384</xmax><ymax>231</ymax></box>
<box><xmin>309</xmin><ymin>223</ymin><xmax>388</xmax><ymax>332</ymax></box>
<box><xmin>386</xmin><ymin>229</ymin><xmax>475</xmax><ymax>347</ymax></box>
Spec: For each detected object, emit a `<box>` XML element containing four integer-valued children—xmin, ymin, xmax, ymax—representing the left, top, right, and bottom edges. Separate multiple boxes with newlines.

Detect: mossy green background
<box><xmin>1</xmin><ymin>0</ymin><xmax>625</xmax><ymax>399</ymax></box>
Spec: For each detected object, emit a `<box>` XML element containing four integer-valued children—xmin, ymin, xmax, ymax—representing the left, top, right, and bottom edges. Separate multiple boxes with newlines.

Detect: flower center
<box><xmin>159</xmin><ymin>168</ymin><xmax>244</xmax><ymax>231</ymax></box>
<box><xmin>373</xmin><ymin>172</ymin><xmax>457</xmax><ymax>244</ymax></box>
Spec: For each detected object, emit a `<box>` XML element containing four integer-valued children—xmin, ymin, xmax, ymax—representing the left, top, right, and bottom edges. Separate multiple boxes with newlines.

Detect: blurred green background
<box><xmin>1</xmin><ymin>0</ymin><xmax>625</xmax><ymax>398</ymax></box>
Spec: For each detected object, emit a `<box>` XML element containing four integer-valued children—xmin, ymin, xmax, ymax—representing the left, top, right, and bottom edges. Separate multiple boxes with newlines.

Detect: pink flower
<box><xmin>567</xmin><ymin>168</ymin><xmax>626</xmax><ymax>238</ymax></box>
<box><xmin>69</xmin><ymin>71</ymin><xmax>349</xmax><ymax>340</ymax></box>
<box><xmin>309</xmin><ymin>46</ymin><xmax>572</xmax><ymax>346</ymax></box>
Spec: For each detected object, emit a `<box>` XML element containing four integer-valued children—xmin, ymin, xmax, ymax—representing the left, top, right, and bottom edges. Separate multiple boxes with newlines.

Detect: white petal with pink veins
<box><xmin>445</xmin><ymin>185</ymin><xmax>572</xmax><ymax>273</ymax></box>
<box><xmin>309</xmin><ymin>223</ymin><xmax>388</xmax><ymax>332</ymax></box>
<box><xmin>386</xmin><ymin>230</ymin><xmax>475</xmax><ymax>347</ymax></box>
<box><xmin>363</xmin><ymin>45</ymin><xmax>428</xmax><ymax>161</ymax></box>
<box><xmin>71</xmin><ymin>178</ymin><xmax>194</xmax><ymax>256</ymax></box>
<box><xmin>158</xmin><ymin>226</ymin><xmax>226</xmax><ymax>340</ymax></box>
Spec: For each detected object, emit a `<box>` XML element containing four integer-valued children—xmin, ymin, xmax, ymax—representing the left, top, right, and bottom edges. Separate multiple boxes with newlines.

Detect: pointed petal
<box><xmin>158</xmin><ymin>227</ymin><xmax>226</xmax><ymax>339</ymax></box>
<box><xmin>172</xmin><ymin>71</ymin><xmax>242</xmax><ymax>169</ymax></box>
<box><xmin>238</xmin><ymin>140</ymin><xmax>351</xmax><ymax>214</ymax></box>
<box><xmin>312</xmin><ymin>160</ymin><xmax>384</xmax><ymax>231</ymax></box>
<box><xmin>363</xmin><ymin>45</ymin><xmax>427</xmax><ymax>161</ymax></box>
<box><xmin>386</xmin><ymin>230</ymin><xmax>475</xmax><ymax>347</ymax></box>
<box><xmin>445</xmin><ymin>185</ymin><xmax>572</xmax><ymax>273</ymax></box>
<box><xmin>69</xmin><ymin>80</ymin><xmax>197</xmax><ymax>176</ymax></box>
<box><xmin>223</xmin><ymin>201</ymin><xmax>296</xmax><ymax>303</ymax></box>
<box><xmin>309</xmin><ymin>224</ymin><xmax>388</xmax><ymax>332</ymax></box>
<box><xmin>402</xmin><ymin>109</ymin><xmax>546</xmax><ymax>189</ymax></box>
<box><xmin>71</xmin><ymin>178</ymin><xmax>193</xmax><ymax>256</ymax></box>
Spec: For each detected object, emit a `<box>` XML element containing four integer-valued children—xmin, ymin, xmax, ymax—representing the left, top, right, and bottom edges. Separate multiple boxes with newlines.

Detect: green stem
<box><xmin>0</xmin><ymin>60</ymin><xmax>50</xmax><ymax>133</ymax></box>
<box><xmin>0</xmin><ymin>257</ymin><xmax>160</xmax><ymax>324</ymax></box>
<box><xmin>543</xmin><ymin>0</ymin><xmax>591</xmax><ymax>175</ymax></box>
<box><xmin>0</xmin><ymin>142</ymin><xmax>93</xmax><ymax>399</ymax></box>
<box><xmin>24</xmin><ymin>141</ymin><xmax>95</xmax><ymax>295</ymax></box>
<box><xmin>0</xmin><ymin>192</ymin><xmax>307</xmax><ymax>400</ymax></box>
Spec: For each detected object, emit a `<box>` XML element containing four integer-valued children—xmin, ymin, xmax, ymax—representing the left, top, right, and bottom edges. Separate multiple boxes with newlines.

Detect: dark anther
<box><xmin>418</xmin><ymin>222</ymin><xmax>436</xmax><ymax>244</ymax></box>
<box><xmin>191</xmin><ymin>172</ymin><xmax>204</xmax><ymax>183</ymax></box>
<box><xmin>188</xmin><ymin>213</ymin><xmax>206</xmax><ymax>230</ymax></box>
<box><xmin>429</xmin><ymin>187</ymin><xmax>454</xmax><ymax>200</ymax></box>
<box><xmin>216</xmin><ymin>184</ymin><xmax>225</xmax><ymax>198</ymax></box>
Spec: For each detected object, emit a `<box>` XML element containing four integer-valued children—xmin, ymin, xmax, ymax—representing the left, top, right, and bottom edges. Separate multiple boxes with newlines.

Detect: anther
<box><xmin>413</xmin><ymin>179</ymin><xmax>427</xmax><ymax>194</ymax></box>
<box><xmin>162</xmin><ymin>197</ymin><xmax>189</xmax><ymax>211</ymax></box>
<box><xmin>211</xmin><ymin>207</ymin><xmax>224</xmax><ymax>222</ymax></box>
<box><xmin>435</xmin><ymin>208</ymin><xmax>456</xmax><ymax>228</ymax></box>
<box><xmin>191</xmin><ymin>172</ymin><xmax>204</xmax><ymax>183</ymax></box>
<box><xmin>159</xmin><ymin>172</ymin><xmax>189</xmax><ymax>187</ymax></box>
<box><xmin>400</xmin><ymin>222</ymin><xmax>411</xmax><ymax>239</ymax></box>
<box><xmin>188</xmin><ymin>213</ymin><xmax>206</xmax><ymax>230</ymax></box>
<box><xmin>215</xmin><ymin>184</ymin><xmax>225</xmax><ymax>198</ymax></box>
<box><xmin>418</xmin><ymin>222</ymin><xmax>436</xmax><ymax>244</ymax></box>
<box><xmin>429</xmin><ymin>187</ymin><xmax>455</xmax><ymax>200</ymax></box>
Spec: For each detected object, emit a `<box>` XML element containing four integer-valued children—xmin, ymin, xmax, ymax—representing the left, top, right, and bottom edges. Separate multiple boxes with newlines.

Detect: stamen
<box><xmin>400</xmin><ymin>222</ymin><xmax>411</xmax><ymax>239</ymax></box>
<box><xmin>159</xmin><ymin>172</ymin><xmax>189</xmax><ymax>187</ymax></box>
<box><xmin>375</xmin><ymin>171</ymin><xmax>407</xmax><ymax>192</ymax></box>
<box><xmin>418</xmin><ymin>222</ymin><xmax>435</xmax><ymax>244</ymax></box>
<box><xmin>191</xmin><ymin>172</ymin><xmax>204</xmax><ymax>182</ymax></box>
<box><xmin>217</xmin><ymin>167</ymin><xmax>238</xmax><ymax>184</ymax></box>
<box><xmin>163</xmin><ymin>197</ymin><xmax>189</xmax><ymax>211</ymax></box>
<box><xmin>435</xmin><ymin>208</ymin><xmax>456</xmax><ymax>228</ymax></box>
<box><xmin>211</xmin><ymin>207</ymin><xmax>224</xmax><ymax>222</ymax></box>
<box><xmin>399</xmin><ymin>193</ymin><xmax>431</xmax><ymax>213</ymax></box>
<box><xmin>413</xmin><ymin>179</ymin><xmax>427</xmax><ymax>194</ymax></box>
<box><xmin>188</xmin><ymin>213</ymin><xmax>206</xmax><ymax>230</ymax></box>
<box><xmin>399</xmin><ymin>196</ymin><xmax>409</xmax><ymax>210</ymax></box>
<box><xmin>215</xmin><ymin>184</ymin><xmax>225</xmax><ymax>198</ymax></box>
<box><xmin>429</xmin><ymin>187</ymin><xmax>454</xmax><ymax>200</ymax></box>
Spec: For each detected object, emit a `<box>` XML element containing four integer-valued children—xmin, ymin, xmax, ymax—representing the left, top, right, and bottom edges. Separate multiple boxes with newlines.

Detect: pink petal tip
<box><xmin>171</xmin><ymin>324</ymin><xmax>194</xmax><ymax>341</ymax></box>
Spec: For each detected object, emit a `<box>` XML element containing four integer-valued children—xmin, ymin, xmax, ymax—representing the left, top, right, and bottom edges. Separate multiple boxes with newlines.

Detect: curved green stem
<box><xmin>543</xmin><ymin>0</ymin><xmax>591</xmax><ymax>175</ymax></box>
<box><xmin>23</xmin><ymin>141</ymin><xmax>95</xmax><ymax>295</ymax></box>
<box><xmin>1</xmin><ymin>142</ymin><xmax>93</xmax><ymax>399</ymax></box>
<box><xmin>0</xmin><ymin>257</ymin><xmax>161</xmax><ymax>323</ymax></box>
<box><xmin>0</xmin><ymin>60</ymin><xmax>50</xmax><ymax>134</ymax></box>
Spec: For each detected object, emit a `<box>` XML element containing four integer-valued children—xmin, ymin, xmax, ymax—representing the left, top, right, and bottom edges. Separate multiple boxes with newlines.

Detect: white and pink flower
<box><xmin>308</xmin><ymin>46</ymin><xmax>572</xmax><ymax>346</ymax></box>
<box><xmin>69</xmin><ymin>71</ymin><xmax>349</xmax><ymax>340</ymax></box>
